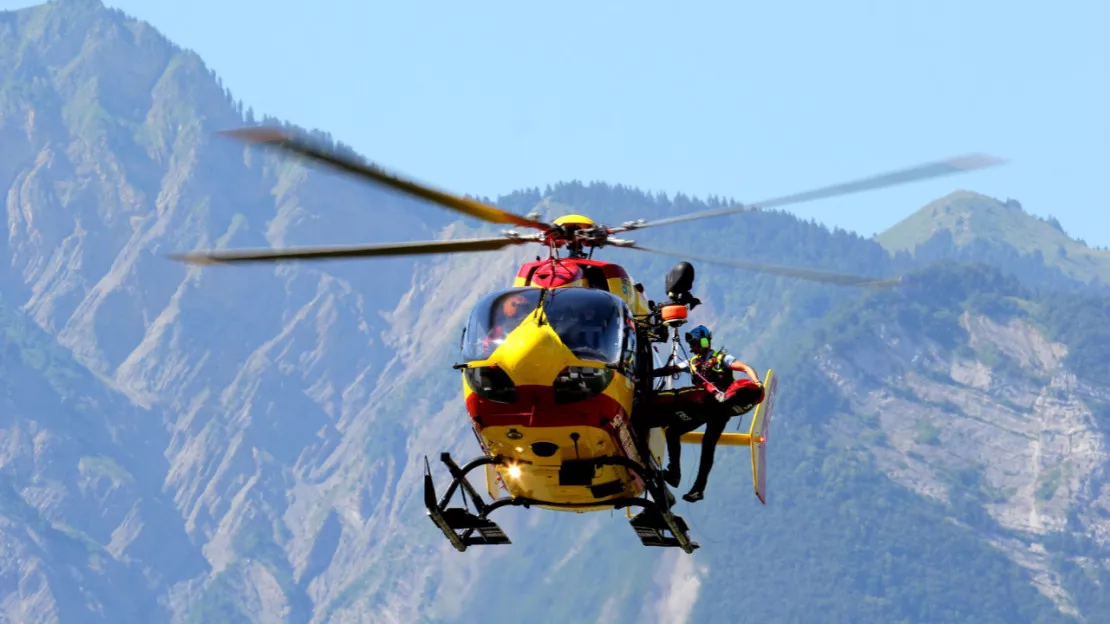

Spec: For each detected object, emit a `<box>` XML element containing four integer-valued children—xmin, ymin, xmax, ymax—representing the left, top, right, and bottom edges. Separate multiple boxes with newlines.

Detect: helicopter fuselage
<box><xmin>459</xmin><ymin>257</ymin><xmax>666</xmax><ymax>511</ymax></box>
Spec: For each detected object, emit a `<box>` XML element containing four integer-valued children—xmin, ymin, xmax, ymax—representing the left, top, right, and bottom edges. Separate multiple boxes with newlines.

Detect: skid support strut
<box><xmin>423</xmin><ymin>453</ymin><xmax>517</xmax><ymax>551</ymax></box>
<box><xmin>423</xmin><ymin>452</ymin><xmax>699</xmax><ymax>553</ymax></box>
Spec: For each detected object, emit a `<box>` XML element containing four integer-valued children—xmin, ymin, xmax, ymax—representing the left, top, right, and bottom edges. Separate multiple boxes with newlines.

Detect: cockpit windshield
<box><xmin>543</xmin><ymin>288</ymin><xmax>629</xmax><ymax>365</ymax></box>
<box><xmin>461</xmin><ymin>288</ymin><xmax>543</xmax><ymax>362</ymax></box>
<box><xmin>460</xmin><ymin>287</ymin><xmax>633</xmax><ymax>366</ymax></box>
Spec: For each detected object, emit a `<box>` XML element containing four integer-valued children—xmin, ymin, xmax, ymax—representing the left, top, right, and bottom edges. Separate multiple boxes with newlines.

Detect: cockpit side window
<box><xmin>619</xmin><ymin>307</ymin><xmax>637</xmax><ymax>373</ymax></box>
<box><xmin>461</xmin><ymin>288</ymin><xmax>542</xmax><ymax>361</ymax></box>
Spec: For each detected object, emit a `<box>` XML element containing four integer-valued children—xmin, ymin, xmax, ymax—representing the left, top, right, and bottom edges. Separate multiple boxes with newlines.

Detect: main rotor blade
<box><xmin>615</xmin><ymin>153</ymin><xmax>1006</xmax><ymax>231</ymax></box>
<box><xmin>170</xmin><ymin>236</ymin><xmax>533</xmax><ymax>265</ymax></box>
<box><xmin>219</xmin><ymin>126</ymin><xmax>553</xmax><ymax>232</ymax></box>
<box><xmin>625</xmin><ymin>244</ymin><xmax>903</xmax><ymax>288</ymax></box>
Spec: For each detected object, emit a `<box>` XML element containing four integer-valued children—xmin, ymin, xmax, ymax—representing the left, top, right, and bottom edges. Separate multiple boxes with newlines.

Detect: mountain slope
<box><xmin>876</xmin><ymin>191</ymin><xmax>1110</xmax><ymax>287</ymax></box>
<box><xmin>2</xmin><ymin>1</ymin><xmax>1110</xmax><ymax>623</ymax></box>
<box><xmin>2</xmin><ymin>0</ymin><xmax>469</xmax><ymax>621</ymax></box>
<box><xmin>0</xmin><ymin>292</ymin><xmax>207</xmax><ymax>623</ymax></box>
<box><xmin>792</xmin><ymin>264</ymin><xmax>1110</xmax><ymax>620</ymax></box>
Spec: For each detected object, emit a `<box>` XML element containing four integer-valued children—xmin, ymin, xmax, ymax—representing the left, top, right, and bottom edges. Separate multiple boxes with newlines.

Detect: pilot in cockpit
<box><xmin>574</xmin><ymin>303</ymin><xmax>614</xmax><ymax>352</ymax></box>
<box><xmin>482</xmin><ymin>293</ymin><xmax>530</xmax><ymax>355</ymax></box>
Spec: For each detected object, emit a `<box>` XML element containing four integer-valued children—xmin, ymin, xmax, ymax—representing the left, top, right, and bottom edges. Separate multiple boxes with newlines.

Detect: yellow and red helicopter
<box><xmin>172</xmin><ymin>127</ymin><xmax>1003</xmax><ymax>553</ymax></box>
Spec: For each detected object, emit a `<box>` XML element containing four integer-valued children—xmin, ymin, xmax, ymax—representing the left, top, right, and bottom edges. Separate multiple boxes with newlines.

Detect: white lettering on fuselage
<box><xmin>610</xmin><ymin>412</ymin><xmax>639</xmax><ymax>463</ymax></box>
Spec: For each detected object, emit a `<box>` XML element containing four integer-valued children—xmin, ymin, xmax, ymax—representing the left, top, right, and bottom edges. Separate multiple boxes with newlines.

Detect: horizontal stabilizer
<box><xmin>679</xmin><ymin>432</ymin><xmax>752</xmax><ymax>446</ymax></box>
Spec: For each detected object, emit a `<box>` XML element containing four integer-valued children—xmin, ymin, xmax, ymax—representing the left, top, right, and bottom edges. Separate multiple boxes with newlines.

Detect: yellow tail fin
<box><xmin>749</xmin><ymin>369</ymin><xmax>776</xmax><ymax>504</ymax></box>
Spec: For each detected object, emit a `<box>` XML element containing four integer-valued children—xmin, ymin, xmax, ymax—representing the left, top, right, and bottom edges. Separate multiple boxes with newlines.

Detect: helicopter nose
<box><xmin>494</xmin><ymin>321</ymin><xmax>572</xmax><ymax>386</ymax></box>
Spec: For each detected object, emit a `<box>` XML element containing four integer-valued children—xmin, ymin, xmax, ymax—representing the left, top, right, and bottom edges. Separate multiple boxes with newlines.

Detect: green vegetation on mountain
<box><xmin>1038</xmin><ymin>293</ymin><xmax>1110</xmax><ymax>386</ymax></box>
<box><xmin>691</xmin><ymin>260</ymin><xmax>1109</xmax><ymax>623</ymax></box>
<box><xmin>877</xmin><ymin>191</ymin><xmax>1110</xmax><ymax>286</ymax></box>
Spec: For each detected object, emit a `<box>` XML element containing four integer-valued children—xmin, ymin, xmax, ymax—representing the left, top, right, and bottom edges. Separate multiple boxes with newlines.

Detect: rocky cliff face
<box><xmin>2</xmin><ymin>2</ymin><xmax>1109</xmax><ymax>623</ymax></box>
<box><xmin>1</xmin><ymin>1</ymin><xmax>487</xmax><ymax>621</ymax></box>
<box><xmin>811</xmin><ymin>277</ymin><xmax>1110</xmax><ymax>621</ymax></box>
<box><xmin>2</xmin><ymin>4</ymin><xmax>693</xmax><ymax>622</ymax></box>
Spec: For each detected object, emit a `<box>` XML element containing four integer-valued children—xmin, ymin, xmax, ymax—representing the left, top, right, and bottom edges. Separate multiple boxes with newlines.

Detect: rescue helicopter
<box><xmin>171</xmin><ymin>126</ymin><xmax>1004</xmax><ymax>554</ymax></box>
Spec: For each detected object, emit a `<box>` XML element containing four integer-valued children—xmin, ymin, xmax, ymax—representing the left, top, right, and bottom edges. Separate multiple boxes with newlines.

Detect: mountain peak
<box><xmin>14</xmin><ymin>0</ymin><xmax>106</xmax><ymax>17</ymax></box>
<box><xmin>877</xmin><ymin>190</ymin><xmax>1033</xmax><ymax>251</ymax></box>
<box><xmin>875</xmin><ymin>190</ymin><xmax>1110</xmax><ymax>284</ymax></box>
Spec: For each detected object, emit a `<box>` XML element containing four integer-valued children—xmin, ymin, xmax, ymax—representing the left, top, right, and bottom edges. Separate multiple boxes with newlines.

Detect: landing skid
<box><xmin>423</xmin><ymin>452</ymin><xmax>700</xmax><ymax>553</ymax></box>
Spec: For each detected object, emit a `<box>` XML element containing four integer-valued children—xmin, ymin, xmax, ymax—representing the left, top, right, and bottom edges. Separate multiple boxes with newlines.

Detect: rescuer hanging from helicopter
<box><xmin>647</xmin><ymin>324</ymin><xmax>765</xmax><ymax>503</ymax></box>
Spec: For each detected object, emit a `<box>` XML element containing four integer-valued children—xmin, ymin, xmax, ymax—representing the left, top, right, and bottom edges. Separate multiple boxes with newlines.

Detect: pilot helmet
<box><xmin>500</xmin><ymin>293</ymin><xmax>529</xmax><ymax>318</ymax></box>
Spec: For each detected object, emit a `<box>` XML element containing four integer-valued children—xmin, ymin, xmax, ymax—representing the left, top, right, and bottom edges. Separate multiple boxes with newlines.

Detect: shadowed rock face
<box><xmin>1</xmin><ymin>2</ymin><xmax>1109</xmax><ymax>624</ymax></box>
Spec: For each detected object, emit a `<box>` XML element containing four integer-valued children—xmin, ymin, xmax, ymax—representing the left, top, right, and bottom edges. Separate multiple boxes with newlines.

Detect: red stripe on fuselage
<box><xmin>514</xmin><ymin>259</ymin><xmax>630</xmax><ymax>283</ymax></box>
<box><xmin>467</xmin><ymin>386</ymin><xmax>625</xmax><ymax>429</ymax></box>
<box><xmin>599</xmin><ymin>263</ymin><xmax>629</xmax><ymax>280</ymax></box>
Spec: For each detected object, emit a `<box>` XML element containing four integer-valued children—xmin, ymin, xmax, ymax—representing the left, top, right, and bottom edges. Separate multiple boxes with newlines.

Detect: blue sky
<box><xmin>6</xmin><ymin>0</ymin><xmax>1108</xmax><ymax>245</ymax></box>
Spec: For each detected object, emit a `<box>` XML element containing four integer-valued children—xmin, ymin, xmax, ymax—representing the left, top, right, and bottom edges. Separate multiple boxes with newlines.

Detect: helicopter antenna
<box><xmin>536</xmin><ymin>286</ymin><xmax>551</xmax><ymax>326</ymax></box>
<box><xmin>655</xmin><ymin>327</ymin><xmax>682</xmax><ymax>392</ymax></box>
<box><xmin>536</xmin><ymin>240</ymin><xmax>560</xmax><ymax>327</ymax></box>
<box><xmin>546</xmin><ymin>238</ymin><xmax>560</xmax><ymax>279</ymax></box>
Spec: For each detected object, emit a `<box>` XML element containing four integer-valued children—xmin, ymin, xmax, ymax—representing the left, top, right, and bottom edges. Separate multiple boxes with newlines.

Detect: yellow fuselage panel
<box><xmin>461</xmin><ymin>315</ymin><xmax>647</xmax><ymax>509</ymax></box>
<box><xmin>482</xmin><ymin>424</ymin><xmax>641</xmax><ymax>507</ymax></box>
<box><xmin>458</xmin><ymin>263</ymin><xmax>661</xmax><ymax>511</ymax></box>
<box><xmin>489</xmin><ymin>319</ymin><xmax>575</xmax><ymax>386</ymax></box>
<box><xmin>605</xmin><ymin>276</ymin><xmax>651</xmax><ymax>316</ymax></box>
